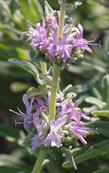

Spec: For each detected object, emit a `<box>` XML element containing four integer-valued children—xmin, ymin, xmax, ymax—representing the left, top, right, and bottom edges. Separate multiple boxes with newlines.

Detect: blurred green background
<box><xmin>0</xmin><ymin>0</ymin><xmax>109</xmax><ymax>173</ymax></box>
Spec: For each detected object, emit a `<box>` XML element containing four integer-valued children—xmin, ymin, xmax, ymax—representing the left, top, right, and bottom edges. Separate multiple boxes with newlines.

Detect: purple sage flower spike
<box><xmin>25</xmin><ymin>2</ymin><xmax>99</xmax><ymax>66</ymax></box>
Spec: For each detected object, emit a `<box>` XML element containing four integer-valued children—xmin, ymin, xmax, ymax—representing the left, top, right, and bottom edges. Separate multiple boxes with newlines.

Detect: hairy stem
<box><xmin>49</xmin><ymin>63</ymin><xmax>60</xmax><ymax>120</ymax></box>
<box><xmin>31</xmin><ymin>150</ymin><xmax>46</xmax><ymax>173</ymax></box>
<box><xmin>31</xmin><ymin>1</ymin><xmax>66</xmax><ymax>173</ymax></box>
<box><xmin>49</xmin><ymin>0</ymin><xmax>66</xmax><ymax>121</ymax></box>
<box><xmin>57</xmin><ymin>0</ymin><xmax>66</xmax><ymax>39</ymax></box>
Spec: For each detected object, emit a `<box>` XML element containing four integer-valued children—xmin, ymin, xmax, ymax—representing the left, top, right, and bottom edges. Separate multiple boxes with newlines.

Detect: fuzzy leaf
<box><xmin>45</xmin><ymin>1</ymin><xmax>53</xmax><ymax>20</ymax></box>
<box><xmin>92</xmin><ymin>110</ymin><xmax>109</xmax><ymax>118</ymax></box>
<box><xmin>86</xmin><ymin>121</ymin><xmax>109</xmax><ymax>138</ymax></box>
<box><xmin>27</xmin><ymin>86</ymin><xmax>48</xmax><ymax>97</ymax></box>
<box><xmin>62</xmin><ymin>147</ymin><xmax>77</xmax><ymax>170</ymax></box>
<box><xmin>8</xmin><ymin>58</ymin><xmax>43</xmax><ymax>84</ymax></box>
<box><xmin>63</xmin><ymin>84</ymin><xmax>73</xmax><ymax>94</ymax></box>
<box><xmin>101</xmin><ymin>74</ymin><xmax>109</xmax><ymax>104</ymax></box>
<box><xmin>21</xmin><ymin>0</ymin><xmax>42</xmax><ymax>23</ymax></box>
<box><xmin>85</xmin><ymin>97</ymin><xmax>106</xmax><ymax>108</ymax></box>
<box><xmin>0</xmin><ymin>61</ymin><xmax>30</xmax><ymax>79</ymax></box>
<box><xmin>62</xmin><ymin>140</ymin><xmax>109</xmax><ymax>168</ymax></box>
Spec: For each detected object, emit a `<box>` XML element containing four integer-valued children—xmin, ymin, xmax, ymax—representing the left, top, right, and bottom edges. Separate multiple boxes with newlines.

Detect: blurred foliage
<box><xmin>0</xmin><ymin>0</ymin><xmax>109</xmax><ymax>173</ymax></box>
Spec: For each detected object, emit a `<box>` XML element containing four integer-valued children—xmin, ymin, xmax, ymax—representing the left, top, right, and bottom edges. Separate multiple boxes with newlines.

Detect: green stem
<box><xmin>31</xmin><ymin>1</ymin><xmax>66</xmax><ymax>173</ymax></box>
<box><xmin>31</xmin><ymin>150</ymin><xmax>46</xmax><ymax>173</ymax></box>
<box><xmin>49</xmin><ymin>63</ymin><xmax>60</xmax><ymax>120</ymax></box>
<box><xmin>57</xmin><ymin>0</ymin><xmax>66</xmax><ymax>39</ymax></box>
<box><xmin>49</xmin><ymin>0</ymin><xmax>66</xmax><ymax>121</ymax></box>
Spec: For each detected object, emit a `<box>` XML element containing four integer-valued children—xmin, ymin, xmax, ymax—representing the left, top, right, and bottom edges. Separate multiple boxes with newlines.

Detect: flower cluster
<box><xmin>26</xmin><ymin>9</ymin><xmax>96</xmax><ymax>65</ymax></box>
<box><xmin>16</xmin><ymin>92</ymin><xmax>89</xmax><ymax>152</ymax></box>
<box><xmin>10</xmin><ymin>1</ymin><xmax>99</xmax><ymax>173</ymax></box>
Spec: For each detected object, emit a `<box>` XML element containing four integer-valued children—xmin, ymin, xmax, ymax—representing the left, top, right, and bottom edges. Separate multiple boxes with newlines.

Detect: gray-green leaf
<box><xmin>62</xmin><ymin>140</ymin><xmax>109</xmax><ymax>168</ymax></box>
<box><xmin>8</xmin><ymin>58</ymin><xmax>43</xmax><ymax>84</ymax></box>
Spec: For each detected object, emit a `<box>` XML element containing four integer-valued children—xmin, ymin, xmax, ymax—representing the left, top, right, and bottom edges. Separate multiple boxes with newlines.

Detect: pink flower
<box><xmin>45</xmin><ymin>117</ymin><xmax>66</xmax><ymax>147</ymax></box>
<box><xmin>72</xmin><ymin>24</ymin><xmax>98</xmax><ymax>53</ymax></box>
<box><xmin>27</xmin><ymin>17</ymin><xmax>50</xmax><ymax>52</ymax></box>
<box><xmin>26</xmin><ymin>9</ymin><xmax>99</xmax><ymax>65</ymax></box>
<box><xmin>70</xmin><ymin>111</ymin><xmax>89</xmax><ymax>145</ymax></box>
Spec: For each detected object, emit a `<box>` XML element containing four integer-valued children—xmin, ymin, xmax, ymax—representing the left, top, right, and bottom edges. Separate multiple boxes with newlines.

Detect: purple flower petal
<box><xmin>22</xmin><ymin>94</ymin><xmax>29</xmax><ymax>113</ymax></box>
<box><xmin>45</xmin><ymin>132</ymin><xmax>62</xmax><ymax>148</ymax></box>
<box><xmin>32</xmin><ymin>134</ymin><xmax>45</xmax><ymax>151</ymax></box>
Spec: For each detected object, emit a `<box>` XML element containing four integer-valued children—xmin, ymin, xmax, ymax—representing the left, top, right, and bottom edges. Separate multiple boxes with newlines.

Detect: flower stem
<box><xmin>49</xmin><ymin>63</ymin><xmax>60</xmax><ymax>120</ymax></box>
<box><xmin>57</xmin><ymin>0</ymin><xmax>66</xmax><ymax>39</ymax></box>
<box><xmin>49</xmin><ymin>0</ymin><xmax>66</xmax><ymax>121</ymax></box>
<box><xmin>31</xmin><ymin>150</ymin><xmax>46</xmax><ymax>173</ymax></box>
<box><xmin>31</xmin><ymin>1</ymin><xmax>66</xmax><ymax>173</ymax></box>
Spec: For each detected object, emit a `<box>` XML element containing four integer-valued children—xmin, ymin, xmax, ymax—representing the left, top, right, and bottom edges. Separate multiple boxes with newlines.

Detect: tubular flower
<box><xmin>69</xmin><ymin>111</ymin><xmax>90</xmax><ymax>145</ymax></box>
<box><xmin>72</xmin><ymin>24</ymin><xmax>97</xmax><ymax>53</ymax></box>
<box><xmin>44</xmin><ymin>117</ymin><xmax>67</xmax><ymax>148</ymax></box>
<box><xmin>27</xmin><ymin>18</ymin><xmax>50</xmax><ymax>52</ymax></box>
<box><xmin>26</xmin><ymin>8</ymin><xmax>98</xmax><ymax>66</ymax></box>
<box><xmin>15</xmin><ymin>92</ymin><xmax>90</xmax><ymax>151</ymax></box>
<box><xmin>32</xmin><ymin>122</ymin><xmax>46</xmax><ymax>152</ymax></box>
<box><xmin>16</xmin><ymin>94</ymin><xmax>48</xmax><ymax>131</ymax></box>
<box><xmin>59</xmin><ymin>98</ymin><xmax>77</xmax><ymax>120</ymax></box>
